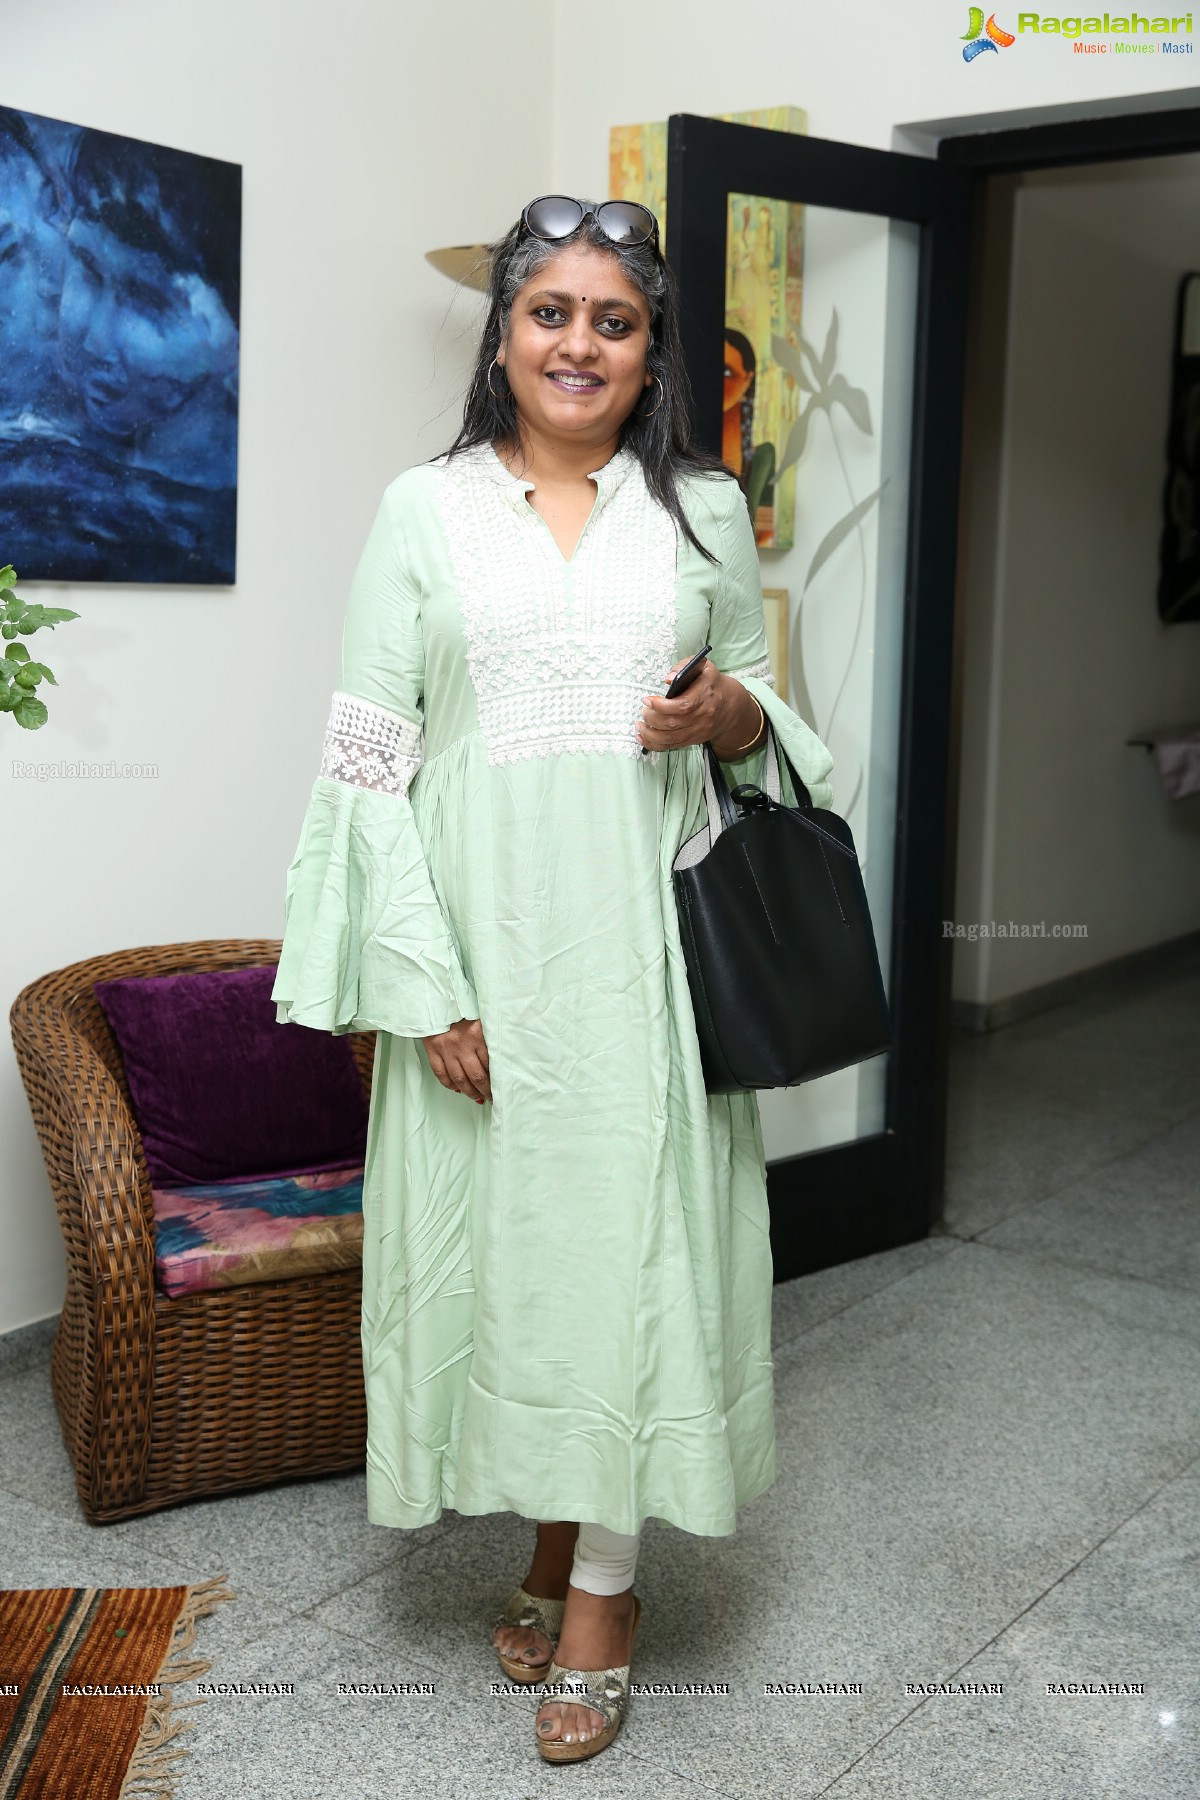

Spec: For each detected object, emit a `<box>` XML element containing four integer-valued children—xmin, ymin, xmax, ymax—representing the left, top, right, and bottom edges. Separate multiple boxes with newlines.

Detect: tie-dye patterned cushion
<box><xmin>151</xmin><ymin>1164</ymin><xmax>364</xmax><ymax>1298</ymax></box>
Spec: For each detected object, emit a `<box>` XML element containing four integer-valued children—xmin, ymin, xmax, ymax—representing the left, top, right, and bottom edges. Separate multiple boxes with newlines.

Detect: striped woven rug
<box><xmin>0</xmin><ymin>1575</ymin><xmax>234</xmax><ymax>1799</ymax></box>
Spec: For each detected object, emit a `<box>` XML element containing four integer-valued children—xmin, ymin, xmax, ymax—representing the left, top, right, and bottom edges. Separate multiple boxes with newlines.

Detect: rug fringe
<box><xmin>115</xmin><ymin>1574</ymin><xmax>237</xmax><ymax>1800</ymax></box>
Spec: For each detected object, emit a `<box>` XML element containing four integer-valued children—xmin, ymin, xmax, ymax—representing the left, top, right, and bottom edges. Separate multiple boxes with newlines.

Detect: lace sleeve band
<box><xmin>318</xmin><ymin>689</ymin><xmax>424</xmax><ymax>797</ymax></box>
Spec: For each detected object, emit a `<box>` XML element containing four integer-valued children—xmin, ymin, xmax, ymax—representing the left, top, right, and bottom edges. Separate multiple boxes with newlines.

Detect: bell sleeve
<box><xmin>271</xmin><ymin>482</ymin><xmax>480</xmax><ymax>1038</ymax></box>
<box><xmin>707</xmin><ymin>475</ymin><xmax>835</xmax><ymax>811</ymax></box>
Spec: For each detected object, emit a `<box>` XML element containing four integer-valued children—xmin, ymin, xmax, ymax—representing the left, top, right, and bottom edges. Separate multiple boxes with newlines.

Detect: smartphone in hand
<box><xmin>664</xmin><ymin>643</ymin><xmax>711</xmax><ymax>698</ymax></box>
<box><xmin>640</xmin><ymin>644</ymin><xmax>713</xmax><ymax>756</ymax></box>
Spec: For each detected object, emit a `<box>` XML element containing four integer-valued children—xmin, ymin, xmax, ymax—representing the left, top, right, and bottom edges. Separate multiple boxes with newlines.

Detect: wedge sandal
<box><xmin>535</xmin><ymin>1591</ymin><xmax>642</xmax><ymax>1762</ymax></box>
<box><xmin>492</xmin><ymin>1584</ymin><xmax>566</xmax><ymax>1683</ymax></box>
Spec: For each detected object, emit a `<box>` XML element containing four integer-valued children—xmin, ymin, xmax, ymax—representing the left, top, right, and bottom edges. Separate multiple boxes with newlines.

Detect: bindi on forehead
<box><xmin>526</xmin><ymin>286</ymin><xmax>643</xmax><ymax>319</ymax></box>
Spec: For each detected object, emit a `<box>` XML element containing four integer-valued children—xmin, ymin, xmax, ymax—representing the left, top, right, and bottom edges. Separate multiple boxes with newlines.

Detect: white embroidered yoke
<box><xmin>314</xmin><ymin>442</ymin><xmax>777</xmax><ymax>799</ymax></box>
<box><xmin>433</xmin><ymin>442</ymin><xmax>683</xmax><ymax>767</ymax></box>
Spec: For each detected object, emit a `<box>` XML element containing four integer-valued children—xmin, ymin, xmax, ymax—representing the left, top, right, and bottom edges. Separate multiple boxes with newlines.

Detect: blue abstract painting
<box><xmin>0</xmin><ymin>107</ymin><xmax>240</xmax><ymax>583</ymax></box>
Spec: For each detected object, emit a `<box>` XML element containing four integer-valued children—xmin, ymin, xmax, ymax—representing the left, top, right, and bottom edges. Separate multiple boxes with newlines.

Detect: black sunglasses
<box><xmin>519</xmin><ymin>194</ymin><xmax>660</xmax><ymax>253</ymax></box>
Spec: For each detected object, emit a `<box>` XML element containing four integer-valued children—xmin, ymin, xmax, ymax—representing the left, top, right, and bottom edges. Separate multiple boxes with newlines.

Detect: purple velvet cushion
<box><xmin>92</xmin><ymin>963</ymin><xmax>369</xmax><ymax>1187</ymax></box>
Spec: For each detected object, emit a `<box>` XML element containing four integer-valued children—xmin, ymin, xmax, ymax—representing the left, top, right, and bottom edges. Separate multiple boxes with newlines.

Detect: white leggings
<box><xmin>556</xmin><ymin>1519</ymin><xmax>642</xmax><ymax>1596</ymax></box>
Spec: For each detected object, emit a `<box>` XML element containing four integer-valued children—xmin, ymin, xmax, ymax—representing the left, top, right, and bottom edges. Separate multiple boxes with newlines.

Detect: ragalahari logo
<box><xmin>962</xmin><ymin>7</ymin><xmax>1017</xmax><ymax>55</ymax></box>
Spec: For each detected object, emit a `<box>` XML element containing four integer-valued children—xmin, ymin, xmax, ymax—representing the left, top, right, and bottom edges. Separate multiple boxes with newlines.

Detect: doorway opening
<box><xmin>664</xmin><ymin>100</ymin><xmax>1200</xmax><ymax>1279</ymax></box>
<box><xmin>910</xmin><ymin>100</ymin><xmax>1200</xmax><ymax>1244</ymax></box>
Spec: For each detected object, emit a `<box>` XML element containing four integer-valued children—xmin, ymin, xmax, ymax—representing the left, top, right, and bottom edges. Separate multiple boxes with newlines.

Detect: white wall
<box><xmin>550</xmin><ymin>13</ymin><xmax>1200</xmax><ymax>169</ymax></box>
<box><xmin>0</xmin><ymin>0</ymin><xmax>545</xmax><ymax>1333</ymax></box>
<box><xmin>3</xmin><ymin>0</ymin><xmax>1199</xmax><ymax>1330</ymax></box>
<box><xmin>953</xmin><ymin>155</ymin><xmax>1200</xmax><ymax>1009</ymax></box>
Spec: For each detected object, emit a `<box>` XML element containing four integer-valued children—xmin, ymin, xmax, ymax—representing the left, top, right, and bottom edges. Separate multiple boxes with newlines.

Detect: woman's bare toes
<box><xmin>536</xmin><ymin>1700</ymin><xmax>605</xmax><ymax>1743</ymax></box>
<box><xmin>494</xmin><ymin>1624</ymin><xmax>550</xmax><ymax>1665</ymax></box>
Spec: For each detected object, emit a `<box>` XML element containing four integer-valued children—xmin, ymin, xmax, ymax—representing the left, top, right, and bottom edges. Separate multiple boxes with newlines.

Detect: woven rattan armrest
<box><xmin>11</xmin><ymin>970</ymin><xmax>160</xmax><ymax>1508</ymax></box>
<box><xmin>9</xmin><ymin>938</ymin><xmax>377</xmax><ymax>1520</ymax></box>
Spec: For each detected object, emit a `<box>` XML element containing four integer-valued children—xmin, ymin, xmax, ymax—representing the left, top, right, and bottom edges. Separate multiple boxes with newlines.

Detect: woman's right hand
<box><xmin>422</xmin><ymin>1017</ymin><xmax>491</xmax><ymax>1104</ymax></box>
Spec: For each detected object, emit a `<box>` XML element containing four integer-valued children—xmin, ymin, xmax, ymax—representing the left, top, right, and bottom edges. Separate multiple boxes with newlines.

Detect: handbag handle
<box><xmin>700</xmin><ymin>716</ymin><xmax>813</xmax><ymax>846</ymax></box>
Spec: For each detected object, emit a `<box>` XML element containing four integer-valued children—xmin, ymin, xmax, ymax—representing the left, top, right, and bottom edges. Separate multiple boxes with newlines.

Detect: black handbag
<box><xmin>672</xmin><ymin>719</ymin><xmax>893</xmax><ymax>1093</ymax></box>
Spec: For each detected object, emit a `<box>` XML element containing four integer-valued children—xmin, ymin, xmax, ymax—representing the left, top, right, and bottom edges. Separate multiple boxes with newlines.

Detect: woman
<box><xmin>271</xmin><ymin>193</ymin><xmax>835</xmax><ymax>1764</ymax></box>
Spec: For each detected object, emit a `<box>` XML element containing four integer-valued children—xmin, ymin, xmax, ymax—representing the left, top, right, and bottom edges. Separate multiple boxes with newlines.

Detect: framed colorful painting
<box><xmin>610</xmin><ymin>105</ymin><xmax>806</xmax><ymax>549</ymax></box>
<box><xmin>0</xmin><ymin>105</ymin><xmax>241</xmax><ymax>584</ymax></box>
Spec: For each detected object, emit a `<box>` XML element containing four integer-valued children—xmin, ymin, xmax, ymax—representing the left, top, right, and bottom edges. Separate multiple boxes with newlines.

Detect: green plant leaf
<box><xmin>820</xmin><ymin>309</ymin><xmax>839</xmax><ymax>381</ymax></box>
<box><xmin>826</xmin><ymin>372</ymin><xmax>872</xmax><ymax>435</ymax></box>
<box><xmin>769</xmin><ymin>333</ymin><xmax>813</xmax><ymax>392</ymax></box>
<box><xmin>803</xmin><ymin>481</ymin><xmax>887</xmax><ymax>594</ymax></box>
<box><xmin>14</xmin><ymin>666</ymin><xmax>41</xmax><ymax>689</ymax></box>
<box><xmin>4</xmin><ymin>642</ymin><xmax>30</xmax><ymax>663</ymax></box>
<box><xmin>13</xmin><ymin>693</ymin><xmax>48</xmax><ymax>729</ymax></box>
<box><xmin>28</xmin><ymin>662</ymin><xmax>56</xmax><ymax>685</ymax></box>
<box><xmin>1</xmin><ymin>623</ymin><xmax>17</xmax><ymax>639</ymax></box>
<box><xmin>16</xmin><ymin>604</ymin><xmax>79</xmax><ymax>632</ymax></box>
<box><xmin>0</xmin><ymin>565</ymin><xmax>15</xmax><ymax>587</ymax></box>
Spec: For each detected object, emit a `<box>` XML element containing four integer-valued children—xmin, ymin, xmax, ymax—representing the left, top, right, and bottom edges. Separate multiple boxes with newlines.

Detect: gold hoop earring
<box><xmin>487</xmin><ymin>357</ymin><xmax>507</xmax><ymax>401</ymax></box>
<box><xmin>639</xmin><ymin>374</ymin><xmax>664</xmax><ymax>418</ymax></box>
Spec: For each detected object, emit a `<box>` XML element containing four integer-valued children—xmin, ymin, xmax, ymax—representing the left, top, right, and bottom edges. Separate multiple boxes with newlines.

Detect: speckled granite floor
<box><xmin>2</xmin><ymin>950</ymin><xmax>1197</xmax><ymax>1798</ymax></box>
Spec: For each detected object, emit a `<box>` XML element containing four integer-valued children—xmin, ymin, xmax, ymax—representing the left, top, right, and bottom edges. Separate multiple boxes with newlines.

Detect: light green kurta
<box><xmin>271</xmin><ymin>439</ymin><xmax>835</xmax><ymax>1538</ymax></box>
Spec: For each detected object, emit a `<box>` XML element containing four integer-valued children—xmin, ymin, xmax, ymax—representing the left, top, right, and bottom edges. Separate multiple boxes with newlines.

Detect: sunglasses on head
<box><xmin>519</xmin><ymin>193</ymin><xmax>660</xmax><ymax>252</ymax></box>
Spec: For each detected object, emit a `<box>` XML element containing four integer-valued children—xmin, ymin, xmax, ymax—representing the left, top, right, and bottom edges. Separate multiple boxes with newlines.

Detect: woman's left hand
<box><xmin>636</xmin><ymin>658</ymin><xmax>762</xmax><ymax>758</ymax></box>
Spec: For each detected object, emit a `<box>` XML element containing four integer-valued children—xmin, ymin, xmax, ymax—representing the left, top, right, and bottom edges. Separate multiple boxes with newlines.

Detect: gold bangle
<box><xmin>725</xmin><ymin>693</ymin><xmax>766</xmax><ymax>757</ymax></box>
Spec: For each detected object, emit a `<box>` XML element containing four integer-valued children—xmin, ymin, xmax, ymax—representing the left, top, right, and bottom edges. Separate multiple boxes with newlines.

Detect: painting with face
<box><xmin>609</xmin><ymin>105</ymin><xmax>807</xmax><ymax>549</ymax></box>
<box><xmin>0</xmin><ymin>106</ymin><xmax>241</xmax><ymax>583</ymax></box>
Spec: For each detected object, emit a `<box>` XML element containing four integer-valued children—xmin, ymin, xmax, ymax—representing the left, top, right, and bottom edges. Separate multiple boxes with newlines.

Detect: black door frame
<box><xmin>666</xmin><ymin>114</ymin><xmax>974</xmax><ymax>1281</ymax></box>
<box><xmin>936</xmin><ymin>103</ymin><xmax>1200</xmax><ymax>173</ymax></box>
<box><xmin>666</xmin><ymin>102</ymin><xmax>1200</xmax><ymax>1285</ymax></box>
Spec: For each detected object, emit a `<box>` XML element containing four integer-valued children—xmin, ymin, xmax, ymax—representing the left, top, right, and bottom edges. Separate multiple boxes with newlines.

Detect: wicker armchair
<box><xmin>9</xmin><ymin>939</ymin><xmax>375</xmax><ymax>1524</ymax></box>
